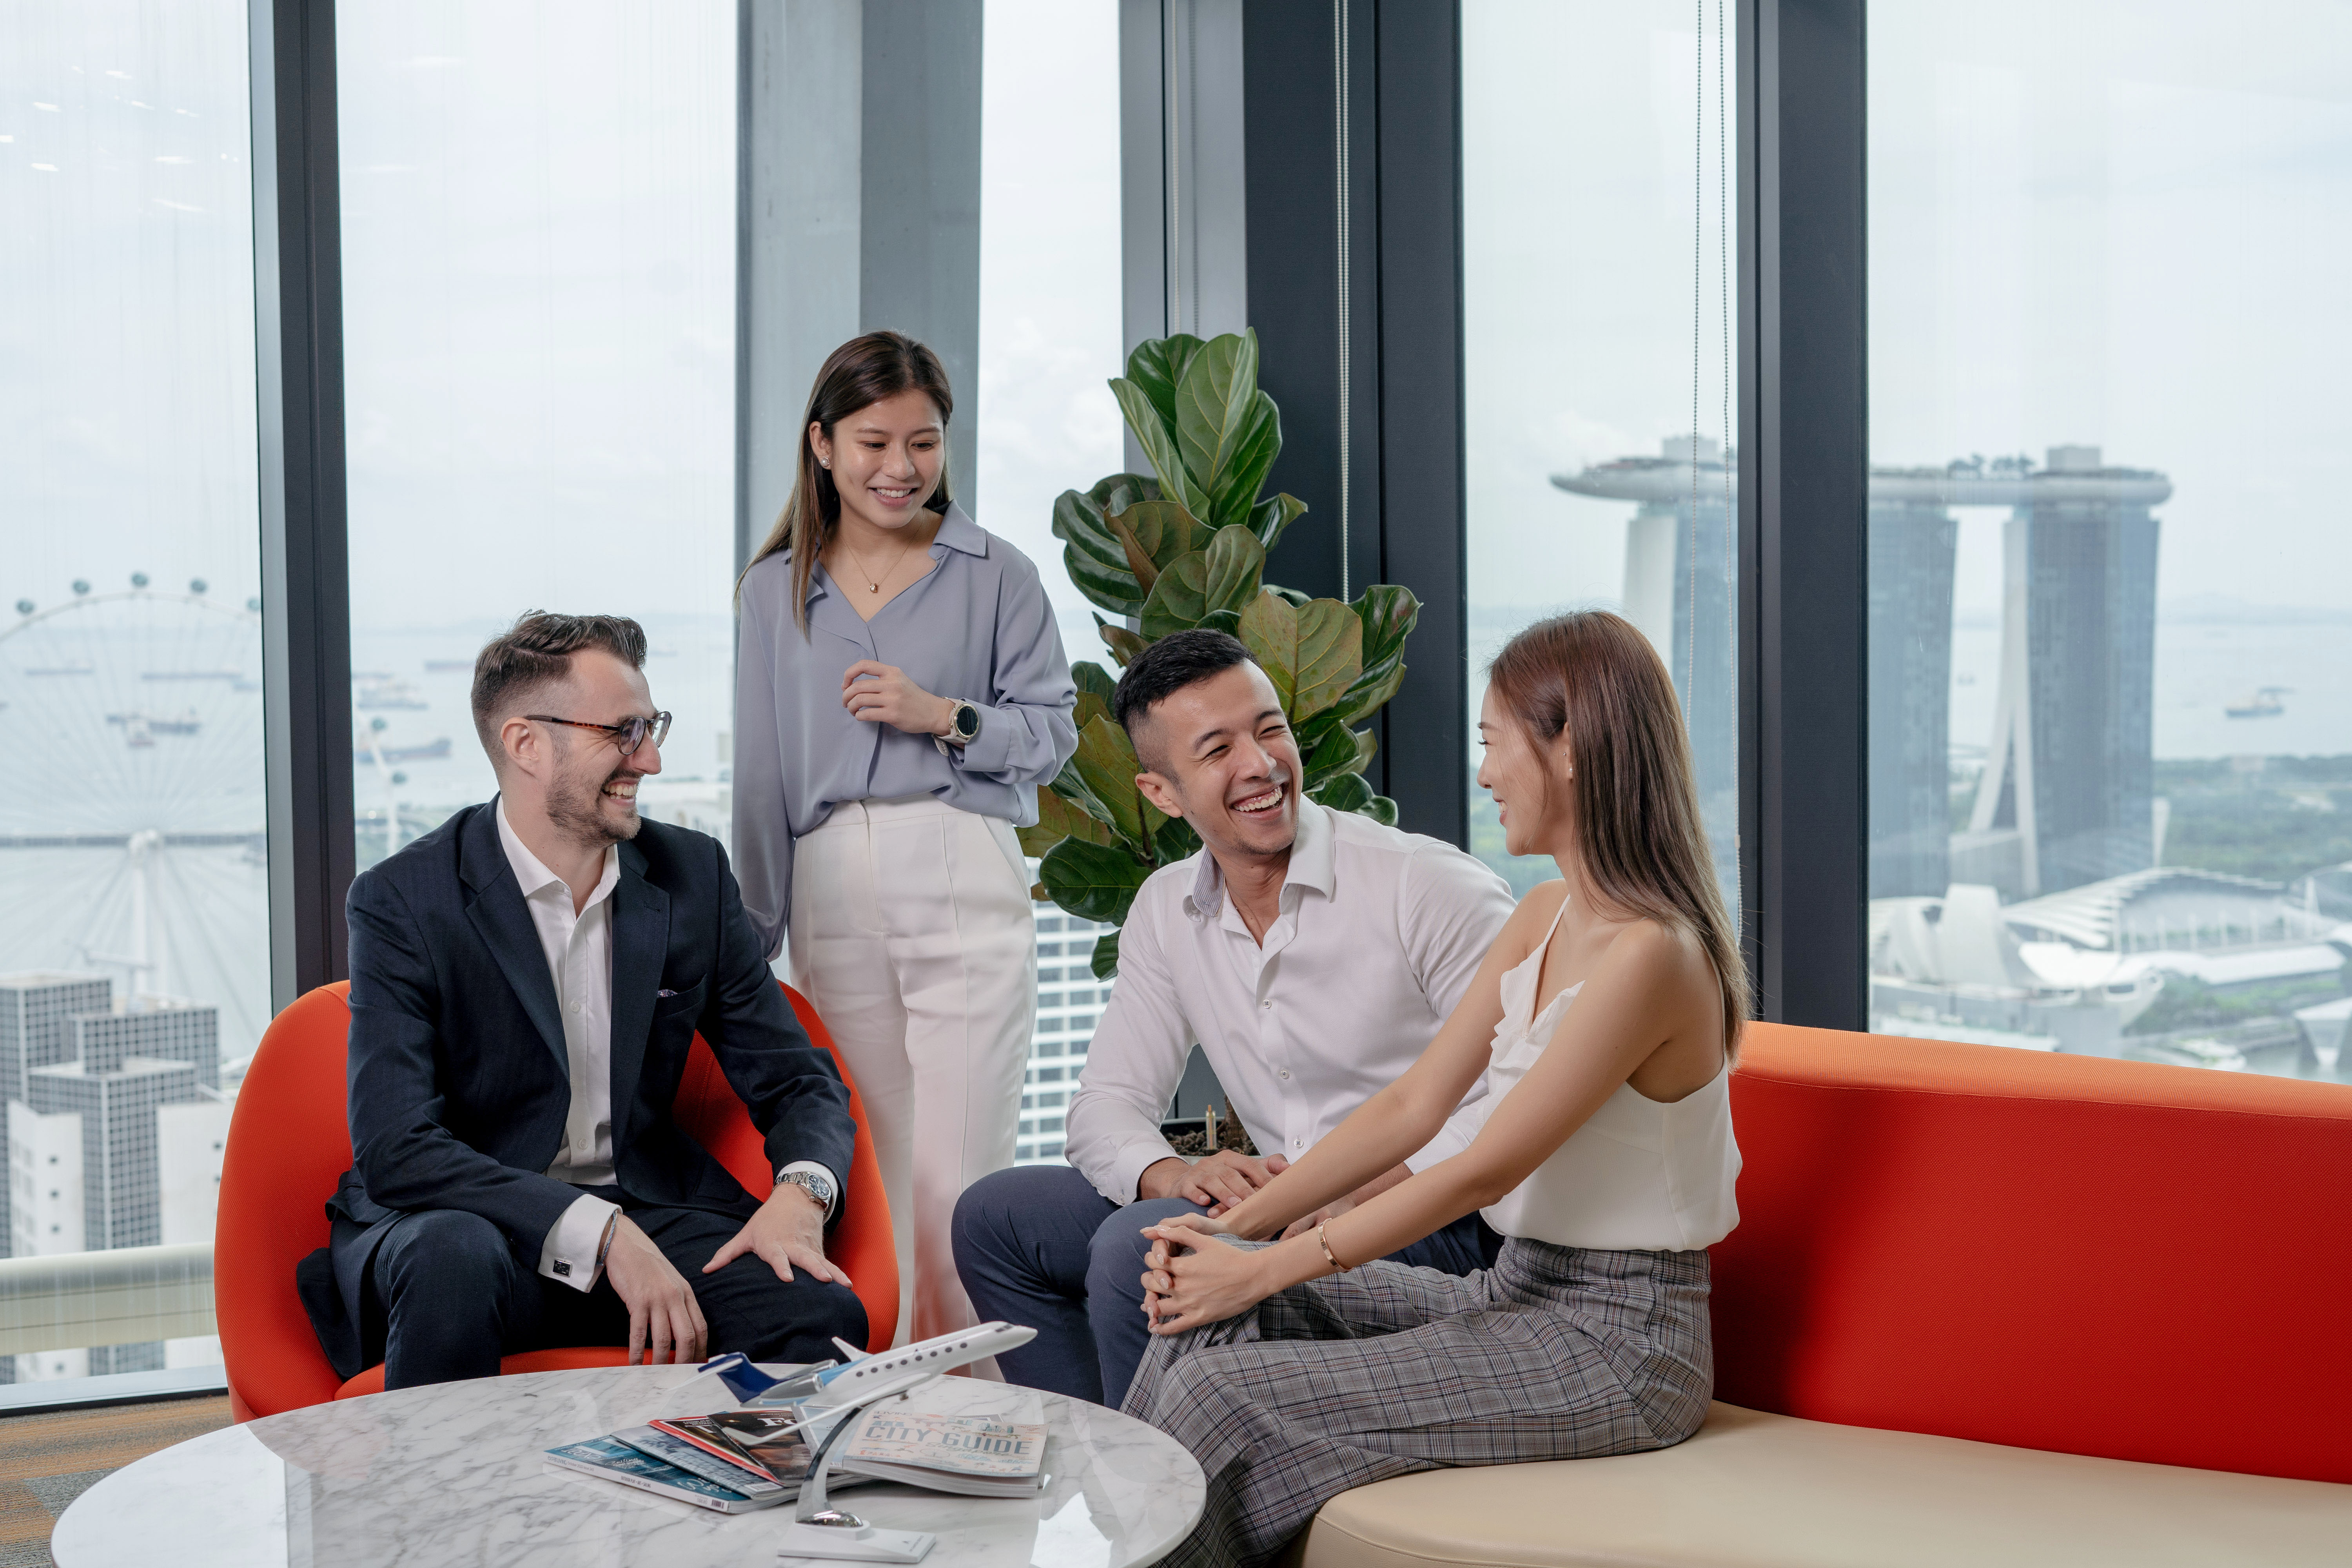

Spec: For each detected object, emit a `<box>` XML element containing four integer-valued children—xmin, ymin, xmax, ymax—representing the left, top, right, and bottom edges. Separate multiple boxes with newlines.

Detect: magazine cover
<box><xmin>611</xmin><ymin>1426</ymin><xmax>789</xmax><ymax>1499</ymax></box>
<box><xmin>706</xmin><ymin>1408</ymin><xmax>828</xmax><ymax>1478</ymax></box>
<box><xmin>542</xmin><ymin>1436</ymin><xmax>786</xmax><ymax>1515</ymax></box>
<box><xmin>846</xmin><ymin>1410</ymin><xmax>1047</xmax><ymax>1479</ymax></box>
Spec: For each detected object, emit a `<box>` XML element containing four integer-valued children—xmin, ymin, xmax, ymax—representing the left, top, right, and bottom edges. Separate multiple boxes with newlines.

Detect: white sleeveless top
<box><xmin>1457</xmin><ymin>894</ymin><xmax>1740</xmax><ymax>1251</ymax></box>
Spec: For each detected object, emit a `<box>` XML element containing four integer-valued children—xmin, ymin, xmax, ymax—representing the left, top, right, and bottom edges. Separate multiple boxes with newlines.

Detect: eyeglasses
<box><xmin>526</xmin><ymin>711</ymin><xmax>673</xmax><ymax>757</ymax></box>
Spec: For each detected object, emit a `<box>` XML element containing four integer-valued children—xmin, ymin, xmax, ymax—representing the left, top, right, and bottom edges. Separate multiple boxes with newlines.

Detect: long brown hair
<box><xmin>1486</xmin><ymin>610</ymin><xmax>1749</xmax><ymax>1053</ymax></box>
<box><xmin>743</xmin><ymin>330</ymin><xmax>956</xmax><ymax>632</ymax></box>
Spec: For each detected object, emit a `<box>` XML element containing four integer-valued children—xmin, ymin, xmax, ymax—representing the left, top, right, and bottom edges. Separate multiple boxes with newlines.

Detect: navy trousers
<box><xmin>952</xmin><ymin>1164</ymin><xmax>1503</xmax><ymax>1408</ymax></box>
<box><xmin>364</xmin><ymin>1186</ymin><xmax>867</xmax><ymax>1390</ymax></box>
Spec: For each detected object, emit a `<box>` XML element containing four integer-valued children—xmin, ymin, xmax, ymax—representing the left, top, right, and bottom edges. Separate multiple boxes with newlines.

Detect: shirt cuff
<box><xmin>1102</xmin><ymin>1138</ymin><xmax>1183</xmax><ymax>1206</ymax></box>
<box><xmin>777</xmin><ymin>1160</ymin><xmax>841</xmax><ymax>1221</ymax></box>
<box><xmin>539</xmin><ymin>1192</ymin><xmax>621</xmax><ymax>1294</ymax></box>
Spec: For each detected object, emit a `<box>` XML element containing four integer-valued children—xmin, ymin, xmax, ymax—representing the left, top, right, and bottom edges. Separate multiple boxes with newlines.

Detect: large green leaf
<box><xmin>1041</xmin><ymin>837</ymin><xmax>1153</xmax><ymax>928</ymax></box>
<box><xmin>1018</xmin><ymin>782</ymin><xmax>1116</xmax><ymax>858</ymax></box>
<box><xmin>1239</xmin><ymin>592</ymin><xmax>1300</xmax><ymax>711</ymax></box>
<box><xmin>1071</xmin><ymin>660</ymin><xmax>1119</xmax><ymax>707</ymax></box>
<box><xmin>1109</xmin><ymin>501</ymin><xmax>1202</xmax><ymax>575</ymax></box>
<box><xmin>1250</xmin><ymin>492</ymin><xmax>1308</xmax><ymax>552</ymax></box>
<box><xmin>1053</xmin><ymin>474</ymin><xmax>1162</xmax><ymax>617</ymax></box>
<box><xmin>1123</xmin><ymin>334</ymin><xmax>1209</xmax><ymax>437</ymax></box>
<box><xmin>1334</xmin><ymin>584</ymin><xmax>1421</xmax><ymax>722</ymax></box>
<box><xmin>1173</xmin><ymin>332</ymin><xmax>1272</xmax><ymax>533</ymax></box>
<box><xmin>1310</xmin><ymin>771</ymin><xmax>1374</xmax><ymax>814</ymax></box>
<box><xmin>1088</xmin><ymin>926</ymin><xmax>1122</xmax><ymax>980</ymax></box>
<box><xmin>1239</xmin><ymin>592</ymin><xmax>1362</xmax><ymax>722</ymax></box>
<box><xmin>1152</xmin><ymin>813</ymin><xmax>1202</xmax><ymax>866</ymax></box>
<box><xmin>1196</xmin><ymin>608</ymin><xmax>1241</xmax><ymax>637</ymax></box>
<box><xmin>1069</xmin><ymin>715</ymin><xmax>1162</xmax><ymax>848</ymax></box>
<box><xmin>1074</xmin><ymin>689</ymin><xmax>1111</xmax><ymax>733</ymax></box>
<box><xmin>1356</xmin><ymin>793</ymin><xmax>1399</xmax><ymax>828</ymax></box>
<box><xmin>1094</xmin><ymin>613</ymin><xmax>1149</xmax><ymax>668</ymax></box>
<box><xmin>1112</xmin><ymin>378</ymin><xmax>1209</xmax><ymax>516</ymax></box>
<box><xmin>1302</xmin><ymin>719</ymin><xmax>1376</xmax><ymax>789</ymax></box>
<box><xmin>1201</xmin><ymin>524</ymin><xmax>1265</xmax><ymax>617</ymax></box>
<box><xmin>1205</xmin><ymin>391</ymin><xmax>1283</xmax><ymax>535</ymax></box>
<box><xmin>1290</xmin><ymin>599</ymin><xmax>1362</xmax><ymax>720</ymax></box>
<box><xmin>1047</xmin><ymin>757</ymin><xmax>1116</xmax><ymax>832</ymax></box>
<box><xmin>1145</xmin><ymin>524</ymin><xmax>1264</xmax><ymax>639</ymax></box>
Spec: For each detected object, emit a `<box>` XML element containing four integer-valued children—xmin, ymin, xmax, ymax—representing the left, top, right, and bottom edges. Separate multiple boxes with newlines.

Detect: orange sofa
<box><xmin>1292</xmin><ymin>1024</ymin><xmax>2352</xmax><ymax>1566</ymax></box>
<box><xmin>216</xmin><ymin>980</ymin><xmax>897</xmax><ymax>1421</ymax></box>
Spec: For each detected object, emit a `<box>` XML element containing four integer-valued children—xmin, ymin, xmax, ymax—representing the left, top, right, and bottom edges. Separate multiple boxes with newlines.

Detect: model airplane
<box><xmin>699</xmin><ymin>1320</ymin><xmax>1037</xmax><ymax>1412</ymax></box>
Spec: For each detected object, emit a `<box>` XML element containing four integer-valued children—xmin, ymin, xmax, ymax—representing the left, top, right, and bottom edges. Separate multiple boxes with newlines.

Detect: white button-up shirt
<box><xmin>1065</xmin><ymin>802</ymin><xmax>1517</xmax><ymax>1204</ymax></box>
<box><xmin>497</xmin><ymin>802</ymin><xmax>626</xmax><ymax>1292</ymax></box>
<box><xmin>497</xmin><ymin>802</ymin><xmax>839</xmax><ymax>1293</ymax></box>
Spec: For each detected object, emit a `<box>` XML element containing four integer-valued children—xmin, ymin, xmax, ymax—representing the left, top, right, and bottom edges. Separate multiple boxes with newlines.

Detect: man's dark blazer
<box><xmin>297</xmin><ymin>799</ymin><xmax>855</xmax><ymax>1379</ymax></box>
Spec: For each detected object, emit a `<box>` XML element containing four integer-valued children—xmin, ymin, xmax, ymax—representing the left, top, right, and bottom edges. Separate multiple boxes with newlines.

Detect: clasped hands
<box><xmin>1135</xmin><ymin>1149</ymin><xmax>1356</xmax><ymax>1336</ymax></box>
<box><xmin>601</xmin><ymin>1181</ymin><xmax>848</xmax><ymax>1366</ymax></box>
<box><xmin>842</xmin><ymin>659</ymin><xmax>955</xmax><ymax>737</ymax></box>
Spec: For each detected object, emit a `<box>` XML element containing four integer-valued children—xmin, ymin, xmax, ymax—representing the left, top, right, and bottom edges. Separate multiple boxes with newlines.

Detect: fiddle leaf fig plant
<box><xmin>1022</xmin><ymin>328</ymin><xmax>1421</xmax><ymax>978</ymax></box>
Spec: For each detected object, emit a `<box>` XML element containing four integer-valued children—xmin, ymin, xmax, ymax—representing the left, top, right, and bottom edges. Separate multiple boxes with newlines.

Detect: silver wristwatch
<box><xmin>935</xmin><ymin>698</ymin><xmax>981</xmax><ymax>755</ymax></box>
<box><xmin>776</xmin><ymin>1168</ymin><xmax>835</xmax><ymax>1214</ymax></box>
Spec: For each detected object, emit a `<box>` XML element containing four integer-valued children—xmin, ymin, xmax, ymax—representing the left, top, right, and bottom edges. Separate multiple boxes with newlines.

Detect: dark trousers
<box><xmin>952</xmin><ymin>1163</ymin><xmax>1503</xmax><ymax>1408</ymax></box>
<box><xmin>365</xmin><ymin>1187</ymin><xmax>866</xmax><ymax>1390</ymax></box>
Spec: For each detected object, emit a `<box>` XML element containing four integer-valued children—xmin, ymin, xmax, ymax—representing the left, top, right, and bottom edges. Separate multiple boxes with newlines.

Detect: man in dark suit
<box><xmin>299</xmin><ymin>611</ymin><xmax>866</xmax><ymax>1389</ymax></box>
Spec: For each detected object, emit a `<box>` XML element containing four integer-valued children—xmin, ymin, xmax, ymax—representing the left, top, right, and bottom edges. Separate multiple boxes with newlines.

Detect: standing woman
<box><xmin>735</xmin><ymin>331</ymin><xmax>1077</xmax><ymax>1347</ymax></box>
<box><xmin>1124</xmin><ymin>610</ymin><xmax>1743</xmax><ymax>1568</ymax></box>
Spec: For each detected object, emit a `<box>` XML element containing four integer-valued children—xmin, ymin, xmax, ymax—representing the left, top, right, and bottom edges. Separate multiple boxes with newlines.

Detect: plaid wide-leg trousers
<box><xmin>1121</xmin><ymin>1239</ymin><xmax>1714</xmax><ymax>1568</ymax></box>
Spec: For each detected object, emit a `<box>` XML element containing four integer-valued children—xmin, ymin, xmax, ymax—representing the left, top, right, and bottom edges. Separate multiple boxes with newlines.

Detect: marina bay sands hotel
<box><xmin>1552</xmin><ymin>441</ymin><xmax>2171</xmax><ymax>902</ymax></box>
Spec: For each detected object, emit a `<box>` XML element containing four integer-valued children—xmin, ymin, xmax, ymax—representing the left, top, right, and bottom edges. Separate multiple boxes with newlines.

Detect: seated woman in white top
<box><xmin>1126</xmin><ymin>609</ymin><xmax>1745</xmax><ymax>1568</ymax></box>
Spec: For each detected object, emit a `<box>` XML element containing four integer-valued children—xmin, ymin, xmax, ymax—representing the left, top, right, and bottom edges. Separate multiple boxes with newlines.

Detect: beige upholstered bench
<box><xmin>1291</xmin><ymin>1403</ymin><xmax>2352</xmax><ymax>1568</ymax></box>
<box><xmin>1278</xmin><ymin>1027</ymin><xmax>2352</xmax><ymax>1568</ymax></box>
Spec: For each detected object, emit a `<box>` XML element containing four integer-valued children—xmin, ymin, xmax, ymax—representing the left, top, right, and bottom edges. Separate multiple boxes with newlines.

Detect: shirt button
<box><xmin>1279</xmin><ymin>1069</ymin><xmax>1291</xmax><ymax>1080</ymax></box>
<box><xmin>570</xmin><ymin>1001</ymin><xmax>582</xmax><ymax>1014</ymax></box>
<box><xmin>1261</xmin><ymin>1002</ymin><xmax>1273</xmax><ymax>1011</ymax></box>
<box><xmin>1294</xmin><ymin>1138</ymin><xmax>1304</xmax><ymax>1149</ymax></box>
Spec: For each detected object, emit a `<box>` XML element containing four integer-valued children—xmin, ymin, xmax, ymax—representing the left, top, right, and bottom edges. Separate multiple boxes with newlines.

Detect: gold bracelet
<box><xmin>1316</xmin><ymin>1221</ymin><xmax>1354</xmax><ymax>1273</ymax></box>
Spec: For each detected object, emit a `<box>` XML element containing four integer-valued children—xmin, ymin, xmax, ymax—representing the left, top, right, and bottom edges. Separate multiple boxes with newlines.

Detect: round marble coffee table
<box><xmin>53</xmin><ymin>1366</ymin><xmax>1205</xmax><ymax>1568</ymax></box>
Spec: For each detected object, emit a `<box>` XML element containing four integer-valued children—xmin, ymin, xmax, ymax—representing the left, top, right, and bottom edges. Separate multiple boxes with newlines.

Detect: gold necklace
<box><xmin>840</xmin><ymin>530</ymin><xmax>920</xmax><ymax>594</ymax></box>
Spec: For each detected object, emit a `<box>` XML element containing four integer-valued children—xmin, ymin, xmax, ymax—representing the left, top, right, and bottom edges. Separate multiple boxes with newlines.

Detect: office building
<box><xmin>1551</xmin><ymin>437</ymin><xmax>1739</xmax><ymax>893</ymax></box>
<box><xmin>0</xmin><ymin>975</ymin><xmax>112</xmax><ymax>1261</ymax></box>
<box><xmin>1867</xmin><ymin>491</ymin><xmax>1959</xmax><ymax>897</ymax></box>
<box><xmin>8</xmin><ymin>1102</ymin><xmax>85</xmax><ymax>1258</ymax></box>
<box><xmin>29</xmin><ymin>1054</ymin><xmax>203</xmax><ymax>1252</ymax></box>
<box><xmin>1959</xmin><ymin>447</ymin><xmax>2170</xmax><ymax>897</ymax></box>
<box><xmin>1016</xmin><ymin>907</ymin><xmax>1118</xmax><ymax>1165</ymax></box>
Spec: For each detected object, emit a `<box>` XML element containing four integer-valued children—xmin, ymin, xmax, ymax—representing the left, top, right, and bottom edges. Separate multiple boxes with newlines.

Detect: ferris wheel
<box><xmin>0</xmin><ymin>576</ymin><xmax>270</xmax><ymax>1056</ymax></box>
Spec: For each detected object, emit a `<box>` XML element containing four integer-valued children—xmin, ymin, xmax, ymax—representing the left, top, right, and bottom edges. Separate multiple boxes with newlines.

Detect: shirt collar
<box><xmin>801</xmin><ymin>503</ymin><xmax>987</xmax><ymax>609</ymax></box>
<box><xmin>1183</xmin><ymin>799</ymin><xmax>1336</xmax><ymax>921</ymax></box>
<box><xmin>495</xmin><ymin>796</ymin><xmax>619</xmax><ymax>912</ymax></box>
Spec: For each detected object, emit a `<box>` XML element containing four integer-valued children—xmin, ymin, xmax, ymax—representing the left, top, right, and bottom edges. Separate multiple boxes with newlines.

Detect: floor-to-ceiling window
<box><xmin>977</xmin><ymin>0</ymin><xmax>1125</xmax><ymax>1165</ymax></box>
<box><xmin>1461</xmin><ymin>0</ymin><xmax>1740</xmax><ymax>902</ymax></box>
<box><xmin>338</xmin><ymin>0</ymin><xmax>739</xmax><ymax>866</ymax></box>
<box><xmin>1867</xmin><ymin>0</ymin><xmax>2352</xmax><ymax>1076</ymax></box>
<box><xmin>0</xmin><ymin>0</ymin><xmax>259</xmax><ymax>1384</ymax></box>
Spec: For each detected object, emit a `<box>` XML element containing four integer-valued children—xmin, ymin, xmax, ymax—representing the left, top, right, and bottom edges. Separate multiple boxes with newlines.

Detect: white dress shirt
<box><xmin>495</xmin><ymin>802</ymin><xmax>837</xmax><ymax>1294</ymax></box>
<box><xmin>1064</xmin><ymin>801</ymin><xmax>1517</xmax><ymax>1204</ymax></box>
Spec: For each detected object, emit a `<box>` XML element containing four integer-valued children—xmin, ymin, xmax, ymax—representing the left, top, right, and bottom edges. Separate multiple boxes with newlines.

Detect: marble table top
<box><xmin>53</xmin><ymin>1366</ymin><xmax>1205</xmax><ymax>1568</ymax></box>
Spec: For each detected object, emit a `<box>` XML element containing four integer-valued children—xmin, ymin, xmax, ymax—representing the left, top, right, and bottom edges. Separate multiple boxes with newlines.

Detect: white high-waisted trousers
<box><xmin>789</xmin><ymin>795</ymin><xmax>1034</xmax><ymax>1348</ymax></box>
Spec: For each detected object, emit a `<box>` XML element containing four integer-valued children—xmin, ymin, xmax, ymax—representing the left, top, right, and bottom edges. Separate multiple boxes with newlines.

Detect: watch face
<box><xmin>955</xmin><ymin>703</ymin><xmax>980</xmax><ymax>737</ymax></box>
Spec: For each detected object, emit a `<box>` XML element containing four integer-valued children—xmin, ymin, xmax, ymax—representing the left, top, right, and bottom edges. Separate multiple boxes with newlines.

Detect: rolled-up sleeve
<box><xmin>1065</xmin><ymin>897</ymin><xmax>1197</xmax><ymax>1203</ymax></box>
<box><xmin>730</xmin><ymin>586</ymin><xmax>795</xmax><ymax>960</ymax></box>
<box><xmin>951</xmin><ymin>553</ymin><xmax>1077</xmax><ymax>795</ymax></box>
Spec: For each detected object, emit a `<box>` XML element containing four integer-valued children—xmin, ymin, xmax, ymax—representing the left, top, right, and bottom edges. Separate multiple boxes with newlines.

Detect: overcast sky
<box><xmin>9</xmin><ymin>0</ymin><xmax>2350</xmax><ymax>708</ymax></box>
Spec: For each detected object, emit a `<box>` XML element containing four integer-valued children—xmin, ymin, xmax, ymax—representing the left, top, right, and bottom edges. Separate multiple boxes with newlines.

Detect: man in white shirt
<box><xmin>953</xmin><ymin>630</ymin><xmax>1515</xmax><ymax>1405</ymax></box>
<box><xmin>298</xmin><ymin>613</ymin><xmax>865</xmax><ymax>1389</ymax></box>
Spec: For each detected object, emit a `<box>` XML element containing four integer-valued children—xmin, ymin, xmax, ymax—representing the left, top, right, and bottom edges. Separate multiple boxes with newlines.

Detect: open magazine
<box><xmin>547</xmin><ymin>1395</ymin><xmax>1045</xmax><ymax>1511</ymax></box>
<box><xmin>829</xmin><ymin>1405</ymin><xmax>1048</xmax><ymax>1498</ymax></box>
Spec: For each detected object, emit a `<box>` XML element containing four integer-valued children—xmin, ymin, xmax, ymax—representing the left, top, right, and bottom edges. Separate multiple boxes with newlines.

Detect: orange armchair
<box><xmin>216</xmin><ymin>980</ymin><xmax>898</xmax><ymax>1421</ymax></box>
